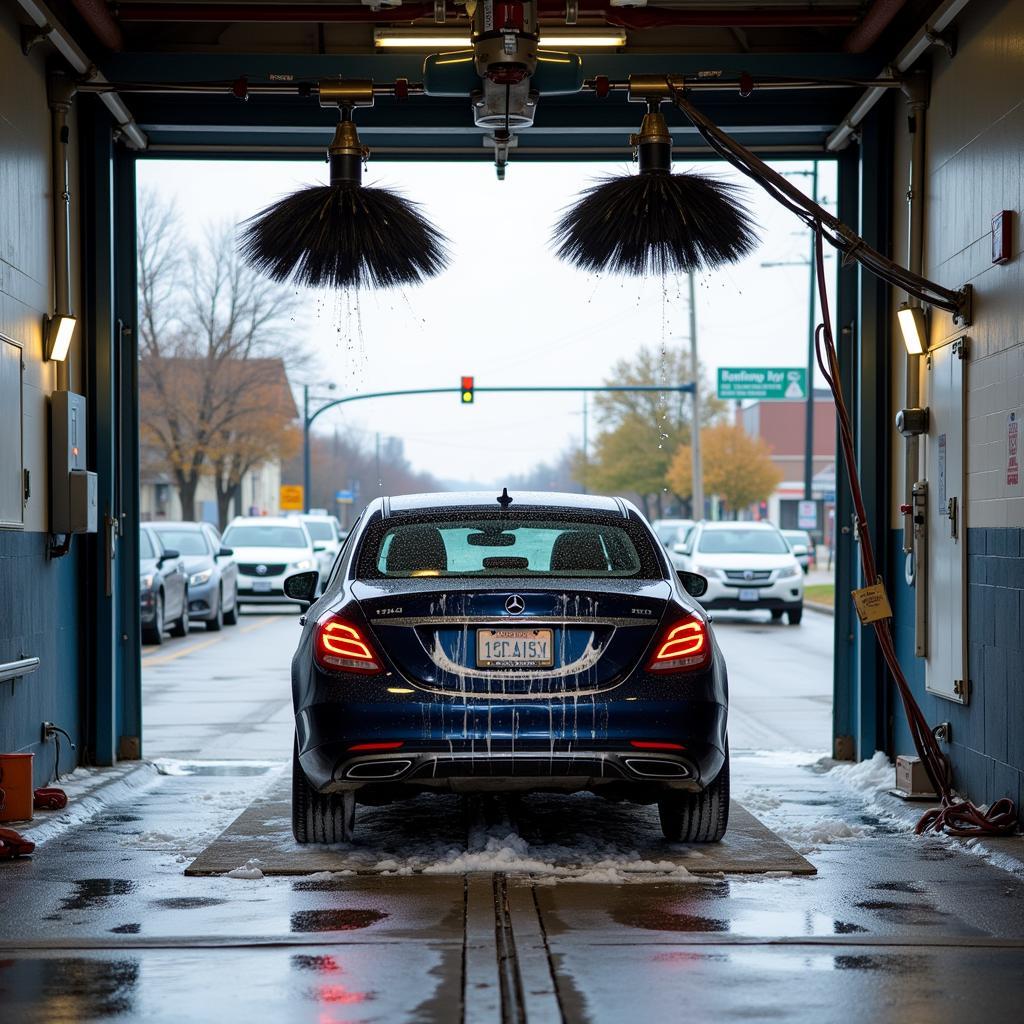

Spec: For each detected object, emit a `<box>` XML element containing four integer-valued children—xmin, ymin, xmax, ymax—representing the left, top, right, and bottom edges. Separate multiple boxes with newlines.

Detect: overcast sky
<box><xmin>138</xmin><ymin>157</ymin><xmax>836</xmax><ymax>486</ymax></box>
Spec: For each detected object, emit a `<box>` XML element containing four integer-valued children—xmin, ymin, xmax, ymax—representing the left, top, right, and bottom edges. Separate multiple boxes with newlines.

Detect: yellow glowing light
<box><xmin>387</xmin><ymin>687</ymin><xmax>415</xmax><ymax>694</ymax></box>
<box><xmin>897</xmin><ymin>303</ymin><xmax>927</xmax><ymax>355</ymax></box>
<box><xmin>374</xmin><ymin>31</ymin><xmax>625</xmax><ymax>48</ymax></box>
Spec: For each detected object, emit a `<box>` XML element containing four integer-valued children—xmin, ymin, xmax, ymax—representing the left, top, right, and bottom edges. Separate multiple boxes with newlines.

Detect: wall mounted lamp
<box><xmin>897</xmin><ymin>303</ymin><xmax>928</xmax><ymax>356</ymax></box>
<box><xmin>44</xmin><ymin>313</ymin><xmax>76</xmax><ymax>362</ymax></box>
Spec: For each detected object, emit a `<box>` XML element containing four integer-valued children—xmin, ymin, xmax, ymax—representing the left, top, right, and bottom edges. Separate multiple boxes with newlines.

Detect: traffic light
<box><xmin>461</xmin><ymin>376</ymin><xmax>474</xmax><ymax>404</ymax></box>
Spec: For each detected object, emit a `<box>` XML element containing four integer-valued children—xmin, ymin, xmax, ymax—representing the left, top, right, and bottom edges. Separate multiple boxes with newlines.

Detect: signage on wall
<box><xmin>1009</xmin><ymin>412</ymin><xmax>1020</xmax><ymax>488</ymax></box>
<box><xmin>797</xmin><ymin>500</ymin><xmax>818</xmax><ymax>530</ymax></box>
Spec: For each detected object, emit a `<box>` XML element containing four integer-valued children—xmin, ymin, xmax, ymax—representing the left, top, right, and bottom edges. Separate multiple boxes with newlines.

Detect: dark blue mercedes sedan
<box><xmin>283</xmin><ymin>491</ymin><xmax>729</xmax><ymax>844</ymax></box>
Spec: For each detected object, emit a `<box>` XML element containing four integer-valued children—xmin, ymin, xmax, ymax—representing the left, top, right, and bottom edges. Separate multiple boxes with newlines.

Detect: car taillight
<box><xmin>646</xmin><ymin>615</ymin><xmax>711</xmax><ymax>672</ymax></box>
<box><xmin>315</xmin><ymin>615</ymin><xmax>381</xmax><ymax>674</ymax></box>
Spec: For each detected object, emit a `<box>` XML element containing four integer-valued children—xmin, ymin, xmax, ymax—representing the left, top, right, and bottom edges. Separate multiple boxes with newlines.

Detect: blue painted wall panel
<box><xmin>889</xmin><ymin>527</ymin><xmax>1024</xmax><ymax>825</ymax></box>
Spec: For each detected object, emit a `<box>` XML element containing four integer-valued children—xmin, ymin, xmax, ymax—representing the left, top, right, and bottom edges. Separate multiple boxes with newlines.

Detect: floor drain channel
<box><xmin>493</xmin><ymin>873</ymin><xmax>526</xmax><ymax>1024</ymax></box>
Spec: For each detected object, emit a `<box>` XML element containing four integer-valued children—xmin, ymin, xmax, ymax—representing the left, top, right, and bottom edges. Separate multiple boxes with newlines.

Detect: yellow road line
<box><xmin>141</xmin><ymin>614</ymin><xmax>284</xmax><ymax>667</ymax></box>
<box><xmin>142</xmin><ymin>635</ymin><xmax>222</xmax><ymax>667</ymax></box>
<box><xmin>240</xmin><ymin>615</ymin><xmax>282</xmax><ymax>634</ymax></box>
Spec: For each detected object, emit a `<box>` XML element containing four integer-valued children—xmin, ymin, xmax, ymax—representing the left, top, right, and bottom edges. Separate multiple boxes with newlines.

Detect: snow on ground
<box><xmin>226</xmin><ymin>858</ymin><xmax>266</xmax><ymax>880</ymax></box>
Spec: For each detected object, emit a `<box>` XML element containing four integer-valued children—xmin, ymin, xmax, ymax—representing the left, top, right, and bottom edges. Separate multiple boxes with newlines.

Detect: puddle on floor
<box><xmin>290</xmin><ymin>909</ymin><xmax>387</xmax><ymax>933</ymax></box>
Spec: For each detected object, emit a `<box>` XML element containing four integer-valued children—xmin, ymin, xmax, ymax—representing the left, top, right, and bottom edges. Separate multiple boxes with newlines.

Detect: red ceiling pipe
<box><xmin>842</xmin><ymin>0</ymin><xmax>907</xmax><ymax>53</ymax></box>
<box><xmin>605</xmin><ymin>8</ymin><xmax>859</xmax><ymax>29</ymax></box>
<box><xmin>71</xmin><ymin>0</ymin><xmax>124</xmax><ymax>49</ymax></box>
<box><xmin>114</xmin><ymin>3</ymin><xmax>860</xmax><ymax>28</ymax></box>
<box><xmin>115</xmin><ymin>3</ymin><xmax>437</xmax><ymax>23</ymax></box>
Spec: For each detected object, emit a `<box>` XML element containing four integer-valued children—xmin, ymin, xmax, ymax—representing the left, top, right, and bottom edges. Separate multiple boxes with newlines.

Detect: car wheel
<box><xmin>223</xmin><ymin>591</ymin><xmax>238</xmax><ymax>626</ymax></box>
<box><xmin>770</xmin><ymin>609</ymin><xmax>784</xmax><ymax>622</ymax></box>
<box><xmin>658</xmin><ymin>745</ymin><xmax>729</xmax><ymax>843</ymax></box>
<box><xmin>292</xmin><ymin>737</ymin><xmax>356</xmax><ymax>844</ymax></box>
<box><xmin>142</xmin><ymin>593</ymin><xmax>163</xmax><ymax>645</ymax></box>
<box><xmin>169</xmin><ymin>591</ymin><xmax>189</xmax><ymax>637</ymax></box>
<box><xmin>206</xmin><ymin>588</ymin><xmax>223</xmax><ymax>632</ymax></box>
<box><xmin>787</xmin><ymin>606</ymin><xmax>803</xmax><ymax>625</ymax></box>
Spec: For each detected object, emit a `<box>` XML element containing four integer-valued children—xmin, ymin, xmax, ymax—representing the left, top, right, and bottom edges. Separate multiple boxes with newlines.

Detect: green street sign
<box><xmin>717</xmin><ymin>367</ymin><xmax>808</xmax><ymax>401</ymax></box>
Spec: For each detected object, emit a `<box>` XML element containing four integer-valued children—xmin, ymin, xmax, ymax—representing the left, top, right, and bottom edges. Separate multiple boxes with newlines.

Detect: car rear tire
<box><xmin>292</xmin><ymin>738</ymin><xmax>356</xmax><ymax>844</ymax></box>
<box><xmin>787</xmin><ymin>607</ymin><xmax>803</xmax><ymax>625</ymax></box>
<box><xmin>206</xmin><ymin>589</ymin><xmax>223</xmax><ymax>632</ymax></box>
<box><xmin>658</xmin><ymin>746</ymin><xmax>729</xmax><ymax>843</ymax></box>
<box><xmin>143</xmin><ymin>593</ymin><xmax>164</xmax><ymax>645</ymax></box>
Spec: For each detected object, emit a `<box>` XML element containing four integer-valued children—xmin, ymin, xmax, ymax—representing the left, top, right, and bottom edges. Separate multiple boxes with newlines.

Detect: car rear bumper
<box><xmin>296</xmin><ymin>697</ymin><xmax>727</xmax><ymax>796</ymax></box>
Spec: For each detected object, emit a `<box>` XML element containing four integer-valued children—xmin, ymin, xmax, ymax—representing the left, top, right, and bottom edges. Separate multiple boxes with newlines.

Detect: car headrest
<box><xmin>549</xmin><ymin>531</ymin><xmax>608</xmax><ymax>572</ymax></box>
<box><xmin>385</xmin><ymin>525</ymin><xmax>448</xmax><ymax>574</ymax></box>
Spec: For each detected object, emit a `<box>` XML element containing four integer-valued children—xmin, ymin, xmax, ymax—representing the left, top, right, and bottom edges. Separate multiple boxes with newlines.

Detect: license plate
<box><xmin>477</xmin><ymin>628</ymin><xmax>554</xmax><ymax>668</ymax></box>
<box><xmin>252</xmin><ymin>580</ymin><xmax>273</xmax><ymax>593</ymax></box>
<box><xmin>738</xmin><ymin>588</ymin><xmax>760</xmax><ymax>602</ymax></box>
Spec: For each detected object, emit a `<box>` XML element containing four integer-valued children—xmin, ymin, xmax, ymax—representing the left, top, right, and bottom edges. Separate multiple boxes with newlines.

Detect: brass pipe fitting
<box><xmin>318</xmin><ymin>79</ymin><xmax>375</xmax><ymax>110</ymax></box>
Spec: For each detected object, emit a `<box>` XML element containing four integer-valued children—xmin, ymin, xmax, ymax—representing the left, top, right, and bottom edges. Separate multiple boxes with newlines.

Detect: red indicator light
<box><xmin>460</xmin><ymin>375</ymin><xmax>474</xmax><ymax>403</ymax></box>
<box><xmin>315</xmin><ymin>615</ymin><xmax>381</xmax><ymax>674</ymax></box>
<box><xmin>630</xmin><ymin>740</ymin><xmax>686</xmax><ymax>751</ymax></box>
<box><xmin>348</xmin><ymin>741</ymin><xmax>404</xmax><ymax>752</ymax></box>
<box><xmin>647</xmin><ymin>615</ymin><xmax>711</xmax><ymax>672</ymax></box>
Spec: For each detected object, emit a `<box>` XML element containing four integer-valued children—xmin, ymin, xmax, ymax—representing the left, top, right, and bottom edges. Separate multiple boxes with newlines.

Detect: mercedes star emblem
<box><xmin>505</xmin><ymin>594</ymin><xmax>525</xmax><ymax>615</ymax></box>
<box><xmin>256</xmin><ymin>564</ymin><xmax>268</xmax><ymax>576</ymax></box>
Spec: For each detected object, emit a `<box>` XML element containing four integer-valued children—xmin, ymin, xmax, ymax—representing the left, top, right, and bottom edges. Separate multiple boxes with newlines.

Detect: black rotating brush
<box><xmin>239</xmin><ymin>102</ymin><xmax>448</xmax><ymax>290</ymax></box>
<box><xmin>553</xmin><ymin>104</ymin><xmax>758</xmax><ymax>276</ymax></box>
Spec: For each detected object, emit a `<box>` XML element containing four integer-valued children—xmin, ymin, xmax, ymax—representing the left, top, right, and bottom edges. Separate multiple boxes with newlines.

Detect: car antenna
<box><xmin>496</xmin><ymin>487</ymin><xmax>513</xmax><ymax>510</ymax></box>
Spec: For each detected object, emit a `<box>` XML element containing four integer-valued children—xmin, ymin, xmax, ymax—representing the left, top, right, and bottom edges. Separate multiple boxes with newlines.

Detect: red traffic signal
<box><xmin>460</xmin><ymin>376</ymin><xmax>474</xmax><ymax>404</ymax></box>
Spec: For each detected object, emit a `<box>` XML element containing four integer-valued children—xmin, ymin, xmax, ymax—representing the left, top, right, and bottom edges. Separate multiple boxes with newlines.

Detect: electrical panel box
<box><xmin>50</xmin><ymin>390</ymin><xmax>97</xmax><ymax>534</ymax></box>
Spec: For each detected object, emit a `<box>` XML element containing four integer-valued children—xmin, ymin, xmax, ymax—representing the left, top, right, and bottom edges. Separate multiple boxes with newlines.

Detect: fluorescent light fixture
<box><xmin>374</xmin><ymin>32</ymin><xmax>468</xmax><ymax>47</ymax></box>
<box><xmin>44</xmin><ymin>314</ymin><xmax>77</xmax><ymax>361</ymax></box>
<box><xmin>539</xmin><ymin>34</ymin><xmax>626</xmax><ymax>47</ymax></box>
<box><xmin>374</xmin><ymin>30</ymin><xmax>626</xmax><ymax>48</ymax></box>
<box><xmin>897</xmin><ymin>303</ymin><xmax>927</xmax><ymax>355</ymax></box>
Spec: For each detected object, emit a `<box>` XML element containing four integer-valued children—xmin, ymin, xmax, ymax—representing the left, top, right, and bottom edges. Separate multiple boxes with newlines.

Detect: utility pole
<box><xmin>688</xmin><ymin>271</ymin><xmax>703</xmax><ymax>519</ymax></box>
<box><xmin>803</xmin><ymin>162</ymin><xmax>819</xmax><ymax>505</ymax></box>
<box><xmin>581</xmin><ymin>393</ymin><xmax>589</xmax><ymax>494</ymax></box>
<box><xmin>302</xmin><ymin>383</ymin><xmax>310</xmax><ymax>513</ymax></box>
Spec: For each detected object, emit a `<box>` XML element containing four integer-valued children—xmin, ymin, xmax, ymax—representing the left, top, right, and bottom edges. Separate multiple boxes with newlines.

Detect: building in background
<box><xmin>736</xmin><ymin>389</ymin><xmax>837</xmax><ymax>546</ymax></box>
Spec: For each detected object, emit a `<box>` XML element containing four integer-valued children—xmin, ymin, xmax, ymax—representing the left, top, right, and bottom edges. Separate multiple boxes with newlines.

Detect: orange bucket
<box><xmin>0</xmin><ymin>753</ymin><xmax>34</xmax><ymax>822</ymax></box>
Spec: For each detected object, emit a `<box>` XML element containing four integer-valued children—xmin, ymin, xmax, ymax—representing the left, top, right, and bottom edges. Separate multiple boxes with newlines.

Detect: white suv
<box><xmin>221</xmin><ymin>516</ymin><xmax>317</xmax><ymax>608</ymax></box>
<box><xmin>676</xmin><ymin>520</ymin><xmax>805</xmax><ymax>624</ymax></box>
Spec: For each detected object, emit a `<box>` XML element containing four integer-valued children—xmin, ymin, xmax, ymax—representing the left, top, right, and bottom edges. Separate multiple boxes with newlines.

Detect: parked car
<box><xmin>297</xmin><ymin>513</ymin><xmax>345</xmax><ymax>579</ymax></box>
<box><xmin>139</xmin><ymin>525</ymin><xmax>189</xmax><ymax>645</ymax></box>
<box><xmin>651</xmin><ymin>517</ymin><xmax>695</xmax><ymax>569</ymax></box>
<box><xmin>782</xmin><ymin>529</ymin><xmax>815</xmax><ymax>573</ymax></box>
<box><xmin>221</xmin><ymin>516</ymin><xmax>317</xmax><ymax>609</ymax></box>
<box><xmin>675</xmin><ymin>520</ymin><xmax>804</xmax><ymax>624</ymax></box>
<box><xmin>283</xmin><ymin>491</ymin><xmax>729</xmax><ymax>844</ymax></box>
<box><xmin>150</xmin><ymin>521</ymin><xmax>239</xmax><ymax>631</ymax></box>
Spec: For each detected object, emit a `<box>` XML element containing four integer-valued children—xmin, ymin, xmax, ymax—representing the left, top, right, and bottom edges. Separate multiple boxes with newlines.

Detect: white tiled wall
<box><xmin>890</xmin><ymin>0</ymin><xmax>1024</xmax><ymax>530</ymax></box>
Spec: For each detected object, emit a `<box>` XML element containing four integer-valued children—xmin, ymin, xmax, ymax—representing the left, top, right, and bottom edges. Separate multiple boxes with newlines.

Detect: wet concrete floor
<box><xmin>2</xmin><ymin>608</ymin><xmax>1022</xmax><ymax>1022</ymax></box>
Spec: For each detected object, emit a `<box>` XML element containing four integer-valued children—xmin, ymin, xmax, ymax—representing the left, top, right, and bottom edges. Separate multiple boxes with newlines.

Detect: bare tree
<box><xmin>138</xmin><ymin>191</ymin><xmax>302</xmax><ymax>522</ymax></box>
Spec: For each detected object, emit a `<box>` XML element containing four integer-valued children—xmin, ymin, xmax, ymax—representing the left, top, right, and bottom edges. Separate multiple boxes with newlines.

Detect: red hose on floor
<box><xmin>811</xmin><ymin>228</ymin><xmax>1017</xmax><ymax>837</ymax></box>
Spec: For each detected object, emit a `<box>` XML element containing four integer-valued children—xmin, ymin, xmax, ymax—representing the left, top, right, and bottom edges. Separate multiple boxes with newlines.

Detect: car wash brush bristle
<box><xmin>238</xmin><ymin>104</ymin><xmax>448</xmax><ymax>290</ymax></box>
<box><xmin>552</xmin><ymin>106</ymin><xmax>758</xmax><ymax>276</ymax></box>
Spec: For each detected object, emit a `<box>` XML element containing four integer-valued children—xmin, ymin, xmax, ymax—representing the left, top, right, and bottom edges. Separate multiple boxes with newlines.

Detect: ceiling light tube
<box><xmin>897</xmin><ymin>303</ymin><xmax>927</xmax><ymax>355</ymax></box>
<box><xmin>374</xmin><ymin>30</ymin><xmax>626</xmax><ymax>48</ymax></box>
<box><xmin>44</xmin><ymin>313</ymin><xmax>77</xmax><ymax>362</ymax></box>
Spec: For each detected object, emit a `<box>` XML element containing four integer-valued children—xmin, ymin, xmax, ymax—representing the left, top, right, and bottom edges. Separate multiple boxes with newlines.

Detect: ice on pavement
<box><xmin>817</xmin><ymin>750</ymin><xmax>893</xmax><ymax>792</ymax></box>
<box><xmin>226</xmin><ymin>857</ymin><xmax>266</xmax><ymax>879</ymax></box>
<box><xmin>776</xmin><ymin>818</ymin><xmax>870</xmax><ymax>854</ymax></box>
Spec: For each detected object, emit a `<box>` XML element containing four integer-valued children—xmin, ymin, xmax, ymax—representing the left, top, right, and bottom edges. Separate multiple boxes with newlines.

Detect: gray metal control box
<box><xmin>51</xmin><ymin>390</ymin><xmax>98</xmax><ymax>534</ymax></box>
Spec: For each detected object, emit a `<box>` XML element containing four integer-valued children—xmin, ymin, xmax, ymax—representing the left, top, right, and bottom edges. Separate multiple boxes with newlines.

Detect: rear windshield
<box><xmin>359</xmin><ymin>515</ymin><xmax>657</xmax><ymax>579</ymax></box>
<box><xmin>222</xmin><ymin>525</ymin><xmax>308</xmax><ymax>549</ymax></box>
<box><xmin>304</xmin><ymin>521</ymin><xmax>335</xmax><ymax>542</ymax></box>
<box><xmin>697</xmin><ymin>528</ymin><xmax>790</xmax><ymax>555</ymax></box>
<box><xmin>152</xmin><ymin>529</ymin><xmax>208</xmax><ymax>555</ymax></box>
